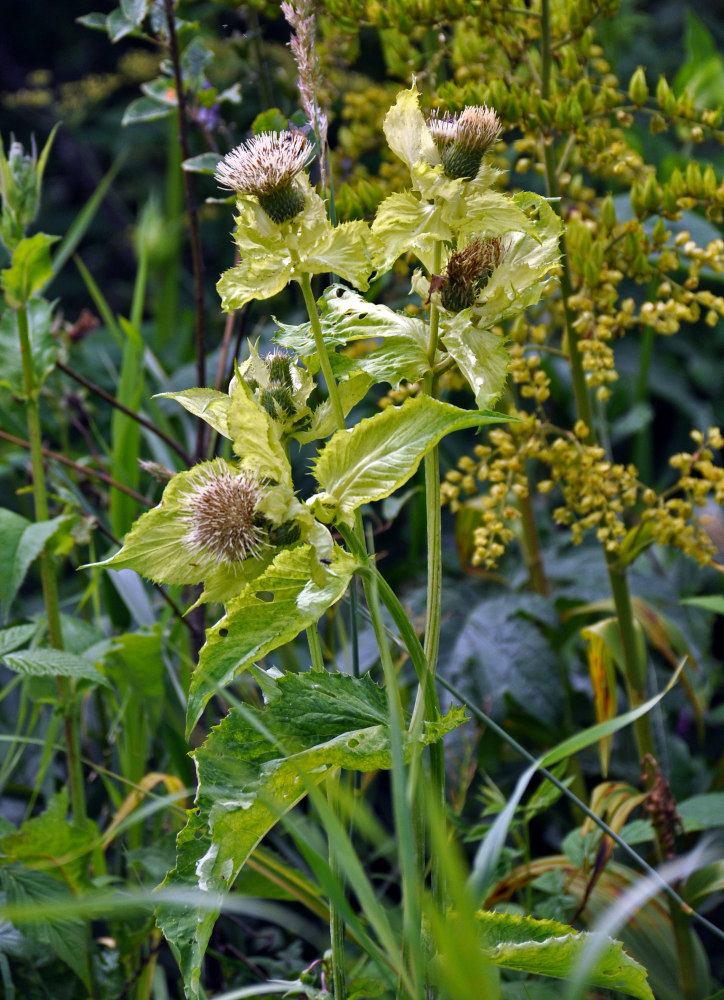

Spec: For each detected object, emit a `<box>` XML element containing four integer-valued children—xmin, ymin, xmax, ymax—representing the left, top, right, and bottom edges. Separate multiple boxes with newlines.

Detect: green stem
<box><xmin>298</xmin><ymin>271</ymin><xmax>346</xmax><ymax>429</ymax></box>
<box><xmin>306</xmin><ymin>625</ymin><xmax>325</xmax><ymax>673</ymax></box>
<box><xmin>633</xmin><ymin>323</ymin><xmax>655</xmax><ymax>483</ymax></box>
<box><xmin>16</xmin><ymin>304</ymin><xmax>86</xmax><ymax>826</ymax></box>
<box><xmin>518</xmin><ymin>483</ymin><xmax>549</xmax><ymax>596</ymax></box>
<box><xmin>538</xmin><ymin>4</ymin><xmax>696</xmax><ymax>991</ymax></box>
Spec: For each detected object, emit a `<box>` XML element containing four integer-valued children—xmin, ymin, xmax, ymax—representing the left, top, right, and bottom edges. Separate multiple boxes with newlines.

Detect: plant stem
<box><xmin>163</xmin><ymin>0</ymin><xmax>207</xmax><ymax>464</ymax></box>
<box><xmin>518</xmin><ymin>482</ymin><xmax>549</xmax><ymax>595</ymax></box>
<box><xmin>633</xmin><ymin>323</ymin><xmax>655</xmax><ymax>483</ymax></box>
<box><xmin>307</xmin><ymin>625</ymin><xmax>325</xmax><ymax>672</ymax></box>
<box><xmin>56</xmin><ymin>361</ymin><xmax>190</xmax><ymax>464</ymax></box>
<box><xmin>298</xmin><ymin>272</ymin><xmax>346</xmax><ymax>429</ymax></box>
<box><xmin>16</xmin><ymin>304</ymin><xmax>86</xmax><ymax>824</ymax></box>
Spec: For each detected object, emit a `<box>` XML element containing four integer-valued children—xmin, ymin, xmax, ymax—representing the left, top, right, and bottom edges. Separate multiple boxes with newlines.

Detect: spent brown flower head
<box><xmin>215</xmin><ymin>131</ymin><xmax>314</xmax><ymax>223</ymax></box>
<box><xmin>441</xmin><ymin>237</ymin><xmax>506</xmax><ymax>312</ymax></box>
<box><xmin>182</xmin><ymin>461</ymin><xmax>268</xmax><ymax>567</ymax></box>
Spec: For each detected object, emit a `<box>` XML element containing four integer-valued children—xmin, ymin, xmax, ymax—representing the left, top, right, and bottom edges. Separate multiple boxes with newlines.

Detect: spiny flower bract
<box><xmin>441</xmin><ymin>236</ymin><xmax>507</xmax><ymax>312</ymax></box>
<box><xmin>428</xmin><ymin>105</ymin><xmax>502</xmax><ymax>180</ymax></box>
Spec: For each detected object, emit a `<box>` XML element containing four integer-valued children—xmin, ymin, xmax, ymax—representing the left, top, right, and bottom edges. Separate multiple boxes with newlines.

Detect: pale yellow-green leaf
<box><xmin>311</xmin><ymin>395</ymin><xmax>511</xmax><ymax>525</ymax></box>
<box><xmin>372</xmin><ymin>190</ymin><xmax>450</xmax><ymax>273</ymax></box>
<box><xmin>155</xmin><ymin>388</ymin><xmax>232</xmax><ymax>438</ymax></box>
<box><xmin>382</xmin><ymin>82</ymin><xmax>439</xmax><ymax>174</ymax></box>
<box><xmin>227</xmin><ymin>377</ymin><xmax>292</xmax><ymax>486</ymax></box>
<box><xmin>440</xmin><ymin>314</ymin><xmax>510</xmax><ymax>408</ymax></box>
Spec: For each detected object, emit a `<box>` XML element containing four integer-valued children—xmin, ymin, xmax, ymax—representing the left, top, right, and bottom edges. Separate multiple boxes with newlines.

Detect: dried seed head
<box><xmin>441</xmin><ymin>237</ymin><xmax>506</xmax><ymax>312</ymax></box>
<box><xmin>215</xmin><ymin>131</ymin><xmax>315</xmax><ymax>223</ymax></box>
<box><xmin>182</xmin><ymin>462</ymin><xmax>268</xmax><ymax>566</ymax></box>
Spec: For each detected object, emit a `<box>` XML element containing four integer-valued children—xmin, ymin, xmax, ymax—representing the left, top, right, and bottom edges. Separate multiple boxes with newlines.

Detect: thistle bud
<box><xmin>0</xmin><ymin>128</ymin><xmax>56</xmax><ymax>253</ymax></box>
<box><xmin>427</xmin><ymin>105</ymin><xmax>502</xmax><ymax>181</ymax></box>
<box><xmin>215</xmin><ymin>131</ymin><xmax>315</xmax><ymax>224</ymax></box>
<box><xmin>266</xmin><ymin>350</ymin><xmax>294</xmax><ymax>390</ymax></box>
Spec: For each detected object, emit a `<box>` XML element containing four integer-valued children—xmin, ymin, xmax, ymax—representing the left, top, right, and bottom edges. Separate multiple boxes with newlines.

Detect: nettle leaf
<box><xmin>0</xmin><ymin>624</ymin><xmax>37</xmax><ymax>657</ymax></box>
<box><xmin>0</xmin><ymin>298</ymin><xmax>59</xmax><ymax>396</ymax></box>
<box><xmin>311</xmin><ymin>396</ymin><xmax>512</xmax><ymax>525</ymax></box>
<box><xmin>0</xmin><ymin>865</ymin><xmax>92</xmax><ymax>989</ymax></box>
<box><xmin>158</xmin><ymin>671</ymin><xmax>467</xmax><ymax>1000</ymax></box>
<box><xmin>0</xmin><ymin>789</ymin><xmax>98</xmax><ymax>891</ymax></box>
<box><xmin>1</xmin><ymin>233</ymin><xmax>59</xmax><ymax>308</ymax></box>
<box><xmin>477</xmin><ymin>911</ymin><xmax>654</xmax><ymax>1000</ymax></box>
<box><xmin>3</xmin><ymin>648</ymin><xmax>111</xmax><ymax>688</ymax></box>
<box><xmin>156</xmin><ymin>388</ymin><xmax>232</xmax><ymax>439</ymax></box>
<box><xmin>187</xmin><ymin>545</ymin><xmax>358</xmax><ymax>732</ymax></box>
<box><xmin>440</xmin><ymin>315</ymin><xmax>510</xmax><ymax>408</ymax></box>
<box><xmin>0</xmin><ymin>509</ymin><xmax>68</xmax><ymax>618</ymax></box>
<box><xmin>227</xmin><ymin>377</ymin><xmax>291</xmax><ymax>486</ymax></box>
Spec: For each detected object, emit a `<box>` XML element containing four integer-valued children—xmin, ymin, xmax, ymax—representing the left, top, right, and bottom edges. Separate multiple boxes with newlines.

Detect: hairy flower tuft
<box><xmin>215</xmin><ymin>131</ymin><xmax>315</xmax><ymax>223</ymax></box>
<box><xmin>427</xmin><ymin>105</ymin><xmax>502</xmax><ymax>180</ymax></box>
<box><xmin>441</xmin><ymin>237</ymin><xmax>506</xmax><ymax>312</ymax></box>
<box><xmin>182</xmin><ymin>462</ymin><xmax>268</xmax><ymax>567</ymax></box>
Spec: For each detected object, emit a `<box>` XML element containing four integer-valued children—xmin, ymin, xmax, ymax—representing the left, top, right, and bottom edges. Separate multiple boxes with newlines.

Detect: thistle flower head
<box><xmin>426</xmin><ymin>104</ymin><xmax>502</xmax><ymax>181</ymax></box>
<box><xmin>182</xmin><ymin>461</ymin><xmax>268</xmax><ymax>567</ymax></box>
<box><xmin>215</xmin><ymin>131</ymin><xmax>315</xmax><ymax>223</ymax></box>
<box><xmin>426</xmin><ymin>109</ymin><xmax>459</xmax><ymax>150</ymax></box>
<box><xmin>441</xmin><ymin>236</ymin><xmax>506</xmax><ymax>312</ymax></box>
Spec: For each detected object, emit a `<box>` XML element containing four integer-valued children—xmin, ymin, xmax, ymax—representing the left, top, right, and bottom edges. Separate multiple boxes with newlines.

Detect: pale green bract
<box><xmin>217</xmin><ymin>175</ymin><xmax>379</xmax><ymax>311</ymax></box>
<box><xmin>440</xmin><ymin>316</ymin><xmax>510</xmax><ymax>409</ymax></box>
<box><xmin>156</xmin><ymin>670</ymin><xmax>467</xmax><ymax>1000</ymax></box>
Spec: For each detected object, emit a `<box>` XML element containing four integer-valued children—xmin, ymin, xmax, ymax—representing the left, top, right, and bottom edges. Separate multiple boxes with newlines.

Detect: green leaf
<box><xmin>476</xmin><ymin>911</ymin><xmax>654</xmax><ymax>1000</ymax></box>
<box><xmin>439</xmin><ymin>315</ymin><xmax>510</xmax><ymax>407</ymax></box>
<box><xmin>293</xmin><ymin>372</ymin><xmax>374</xmax><ymax>445</ymax></box>
<box><xmin>157</xmin><ymin>671</ymin><xmax>466</xmax><ymax>1000</ymax></box>
<box><xmin>311</xmin><ymin>395</ymin><xmax>511</xmax><ymax>525</ymax></box>
<box><xmin>76</xmin><ymin>12</ymin><xmax>108</xmax><ymax>30</ymax></box>
<box><xmin>680</xmin><ymin>594</ymin><xmax>724</xmax><ymax>615</ymax></box>
<box><xmin>121</xmin><ymin>96</ymin><xmax>174</xmax><ymax>126</ymax></box>
<box><xmin>0</xmin><ymin>790</ymin><xmax>98</xmax><ymax>891</ymax></box>
<box><xmin>182</xmin><ymin>153</ymin><xmax>222</xmax><ymax>175</ymax></box>
<box><xmin>0</xmin><ymin>865</ymin><xmax>92</xmax><ymax>988</ymax></box>
<box><xmin>120</xmin><ymin>0</ymin><xmax>150</xmax><ymax>25</ymax></box>
<box><xmin>107</xmin><ymin>6</ymin><xmax>138</xmax><ymax>41</ymax></box>
<box><xmin>3</xmin><ymin>648</ymin><xmax>111</xmax><ymax>688</ymax></box>
<box><xmin>302</xmin><ymin>220</ymin><xmax>378</xmax><ymax>291</ymax></box>
<box><xmin>186</xmin><ymin>545</ymin><xmax>358</xmax><ymax>732</ymax></box>
<box><xmin>0</xmin><ymin>624</ymin><xmax>37</xmax><ymax>657</ymax></box>
<box><xmin>1</xmin><ymin>234</ymin><xmax>59</xmax><ymax>308</ymax></box>
<box><xmin>0</xmin><ymin>297</ymin><xmax>59</xmax><ymax>396</ymax></box>
<box><xmin>156</xmin><ymin>387</ymin><xmax>232</xmax><ymax>438</ymax></box>
<box><xmin>217</xmin><ymin>249</ymin><xmax>294</xmax><ymax>311</ymax></box>
<box><xmin>0</xmin><ymin>510</ymin><xmax>68</xmax><ymax>618</ymax></box>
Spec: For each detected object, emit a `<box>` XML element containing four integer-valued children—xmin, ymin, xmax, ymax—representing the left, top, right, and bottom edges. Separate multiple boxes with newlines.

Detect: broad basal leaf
<box><xmin>477</xmin><ymin>911</ymin><xmax>654</xmax><ymax>1000</ymax></box>
<box><xmin>186</xmin><ymin>545</ymin><xmax>358</xmax><ymax>731</ymax></box>
<box><xmin>157</xmin><ymin>671</ymin><xmax>467</xmax><ymax>1000</ymax></box>
<box><xmin>311</xmin><ymin>395</ymin><xmax>512</xmax><ymax>525</ymax></box>
<box><xmin>439</xmin><ymin>314</ymin><xmax>510</xmax><ymax>408</ymax></box>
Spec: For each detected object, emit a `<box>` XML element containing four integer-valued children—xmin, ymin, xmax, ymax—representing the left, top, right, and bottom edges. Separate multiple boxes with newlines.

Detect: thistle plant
<box><xmin>86</xmin><ymin>71</ymin><xmax>668</xmax><ymax>1000</ymax></box>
